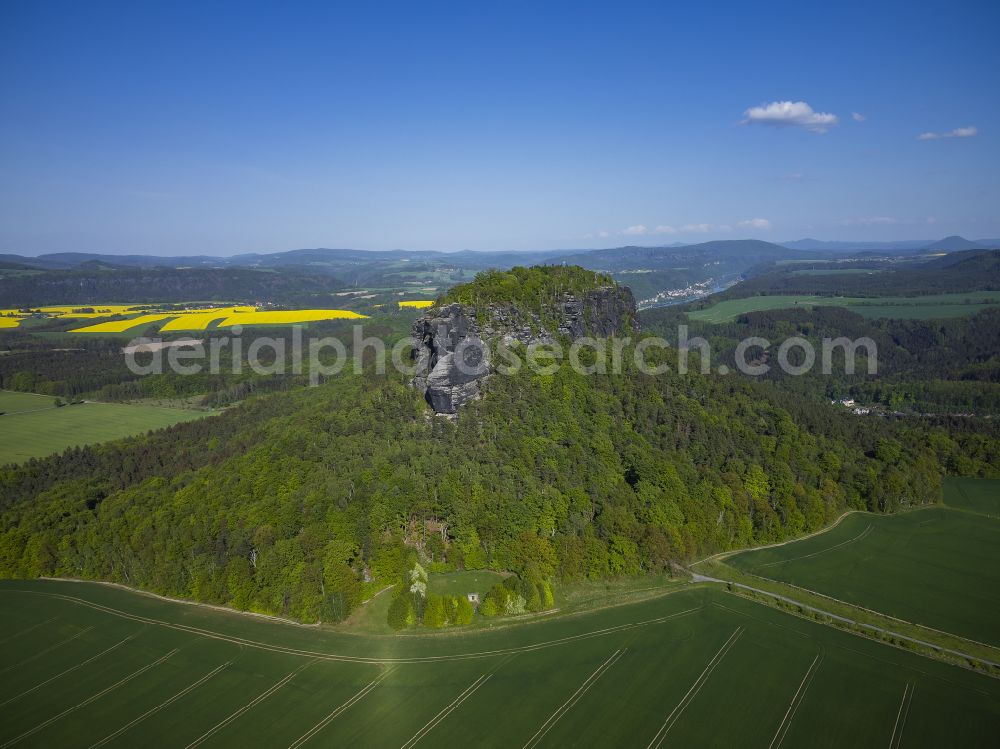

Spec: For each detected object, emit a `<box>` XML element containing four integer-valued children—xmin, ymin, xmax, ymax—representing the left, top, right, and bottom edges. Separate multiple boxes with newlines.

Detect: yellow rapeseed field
<box><xmin>4</xmin><ymin>302</ymin><xmax>364</xmax><ymax>333</ymax></box>
<box><xmin>158</xmin><ymin>307</ymin><xmax>254</xmax><ymax>331</ymax></box>
<box><xmin>217</xmin><ymin>309</ymin><xmax>368</xmax><ymax>327</ymax></box>
<box><xmin>69</xmin><ymin>314</ymin><xmax>179</xmax><ymax>333</ymax></box>
<box><xmin>398</xmin><ymin>300</ymin><xmax>435</xmax><ymax>309</ymax></box>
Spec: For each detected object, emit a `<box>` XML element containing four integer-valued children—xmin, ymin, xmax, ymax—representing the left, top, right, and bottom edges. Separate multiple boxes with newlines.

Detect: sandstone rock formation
<box><xmin>411</xmin><ymin>286</ymin><xmax>636</xmax><ymax>414</ymax></box>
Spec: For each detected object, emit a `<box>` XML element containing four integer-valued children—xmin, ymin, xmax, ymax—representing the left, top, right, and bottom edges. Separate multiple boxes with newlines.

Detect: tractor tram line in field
<box><xmin>0</xmin><ymin>614</ymin><xmax>58</xmax><ymax>645</ymax></box>
<box><xmin>522</xmin><ymin>648</ymin><xmax>627</xmax><ymax>749</ymax></box>
<box><xmin>0</xmin><ymin>630</ymin><xmax>143</xmax><ymax>708</ymax></box>
<box><xmin>0</xmin><ymin>624</ymin><xmax>95</xmax><ymax>675</ymax></box>
<box><xmin>0</xmin><ymin>648</ymin><xmax>180</xmax><ymax>748</ymax></box>
<box><xmin>888</xmin><ymin>682</ymin><xmax>915</xmax><ymax>749</ymax></box>
<box><xmin>1</xmin><ymin>587</ymin><xmax>705</xmax><ymax>665</ymax></box>
<box><xmin>88</xmin><ymin>660</ymin><xmax>233</xmax><ymax>749</ymax></box>
<box><xmin>400</xmin><ymin>671</ymin><xmax>495</xmax><ymax>749</ymax></box>
<box><xmin>754</xmin><ymin>524</ymin><xmax>875</xmax><ymax>569</ymax></box>
<box><xmin>767</xmin><ymin>652</ymin><xmax>824</xmax><ymax>749</ymax></box>
<box><xmin>3</xmin><ymin>481</ymin><xmax>1000</xmax><ymax>749</ymax></box>
<box><xmin>285</xmin><ymin>668</ymin><xmax>395</xmax><ymax>749</ymax></box>
<box><xmin>646</xmin><ymin>627</ymin><xmax>744</xmax><ymax>749</ymax></box>
<box><xmin>0</xmin><ymin>579</ymin><xmax>998</xmax><ymax>747</ymax></box>
<box><xmin>397</xmin><ymin>653</ymin><xmax>519</xmax><ymax>749</ymax></box>
<box><xmin>183</xmin><ymin>659</ymin><xmax>318</xmax><ymax>749</ymax></box>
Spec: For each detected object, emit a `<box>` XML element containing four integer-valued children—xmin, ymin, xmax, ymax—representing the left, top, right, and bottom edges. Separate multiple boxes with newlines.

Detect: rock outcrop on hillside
<box><xmin>411</xmin><ymin>285</ymin><xmax>637</xmax><ymax>414</ymax></box>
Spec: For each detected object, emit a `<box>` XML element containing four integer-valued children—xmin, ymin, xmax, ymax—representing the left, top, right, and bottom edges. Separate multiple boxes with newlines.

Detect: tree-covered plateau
<box><xmin>1</xmin><ymin>334</ymin><xmax>967</xmax><ymax>624</ymax></box>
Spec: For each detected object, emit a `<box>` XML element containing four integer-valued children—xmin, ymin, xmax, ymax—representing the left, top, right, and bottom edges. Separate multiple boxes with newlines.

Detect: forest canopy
<box><xmin>440</xmin><ymin>265</ymin><xmax>616</xmax><ymax>309</ymax></box>
<box><xmin>0</xmin><ymin>334</ymin><xmax>964</xmax><ymax>623</ymax></box>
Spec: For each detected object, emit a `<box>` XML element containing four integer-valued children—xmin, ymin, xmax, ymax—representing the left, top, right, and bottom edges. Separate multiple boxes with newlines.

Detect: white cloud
<box><xmin>620</xmin><ymin>223</ymin><xmax>708</xmax><ymax>236</ymax></box>
<box><xmin>918</xmin><ymin>126</ymin><xmax>977</xmax><ymax>140</ymax></box>
<box><xmin>742</xmin><ymin>100</ymin><xmax>839</xmax><ymax>133</ymax></box>
<box><xmin>597</xmin><ymin>230</ymin><xmax>610</xmax><ymax>238</ymax></box>
<box><xmin>617</xmin><ymin>220</ymin><xmax>768</xmax><ymax>236</ymax></box>
<box><xmin>840</xmin><ymin>216</ymin><xmax>897</xmax><ymax>226</ymax></box>
<box><xmin>852</xmin><ymin>112</ymin><xmax>866</xmax><ymax>122</ymax></box>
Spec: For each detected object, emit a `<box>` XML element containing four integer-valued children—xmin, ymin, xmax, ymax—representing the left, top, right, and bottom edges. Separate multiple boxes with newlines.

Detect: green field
<box><xmin>688</xmin><ymin>291</ymin><xmax>1000</xmax><ymax>323</ymax></box>
<box><xmin>0</xmin><ymin>392</ymin><xmax>208</xmax><ymax>464</ymax></box>
<box><xmin>849</xmin><ymin>303</ymin><xmax>1000</xmax><ymax>320</ymax></box>
<box><xmin>946</xmin><ymin>476</ymin><xmax>1000</xmax><ymax>517</ymax></box>
<box><xmin>727</xmin><ymin>479</ymin><xmax>1000</xmax><ymax>645</ymax></box>
<box><xmin>789</xmin><ymin>268</ymin><xmax>885</xmax><ymax>276</ymax></box>
<box><xmin>1</xmin><ymin>579</ymin><xmax>997</xmax><ymax>748</ymax></box>
<box><xmin>0</xmin><ymin>390</ymin><xmax>58</xmax><ymax>415</ymax></box>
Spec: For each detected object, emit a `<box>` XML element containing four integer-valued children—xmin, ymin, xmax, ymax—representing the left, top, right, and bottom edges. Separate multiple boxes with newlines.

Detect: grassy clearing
<box><xmin>0</xmin><ymin>400</ymin><xmax>207</xmax><ymax>464</ymax></box>
<box><xmin>689</xmin><ymin>291</ymin><xmax>1000</xmax><ymax>323</ymax></box>
<box><xmin>1</xmin><ymin>579</ymin><xmax>997</xmax><ymax>747</ymax></box>
<box><xmin>726</xmin><ymin>480</ymin><xmax>1000</xmax><ymax>645</ymax></box>
<box><xmin>426</xmin><ymin>570</ymin><xmax>504</xmax><ymax>598</ymax></box>
<box><xmin>0</xmin><ymin>390</ymin><xmax>57</xmax><ymax>415</ymax></box>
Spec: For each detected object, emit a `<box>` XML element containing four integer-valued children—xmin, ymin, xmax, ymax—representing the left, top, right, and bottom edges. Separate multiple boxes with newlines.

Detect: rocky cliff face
<box><xmin>411</xmin><ymin>286</ymin><xmax>637</xmax><ymax>414</ymax></box>
<box><xmin>411</xmin><ymin>304</ymin><xmax>491</xmax><ymax>415</ymax></box>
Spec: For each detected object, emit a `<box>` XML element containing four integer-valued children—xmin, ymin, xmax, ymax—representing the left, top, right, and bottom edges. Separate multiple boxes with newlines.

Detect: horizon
<box><xmin>6</xmin><ymin>234</ymin><xmax>997</xmax><ymax>259</ymax></box>
<box><xmin>2</xmin><ymin>1</ymin><xmax>998</xmax><ymax>254</ymax></box>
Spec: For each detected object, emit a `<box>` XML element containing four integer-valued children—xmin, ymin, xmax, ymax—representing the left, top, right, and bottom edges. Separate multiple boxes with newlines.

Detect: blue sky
<box><xmin>1</xmin><ymin>0</ymin><xmax>997</xmax><ymax>255</ymax></box>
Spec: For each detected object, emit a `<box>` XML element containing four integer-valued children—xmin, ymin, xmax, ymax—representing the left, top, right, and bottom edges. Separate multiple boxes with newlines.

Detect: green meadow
<box><xmin>0</xmin><ymin>391</ymin><xmax>207</xmax><ymax>464</ymax></box>
<box><xmin>688</xmin><ymin>291</ymin><xmax>1000</xmax><ymax>323</ymax></box>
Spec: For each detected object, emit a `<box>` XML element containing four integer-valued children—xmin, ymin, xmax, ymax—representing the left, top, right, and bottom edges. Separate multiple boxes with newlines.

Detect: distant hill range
<box><xmin>713</xmin><ymin>249</ymin><xmax>1000</xmax><ymax>300</ymax></box>
<box><xmin>3</xmin><ymin>235</ymin><xmax>997</xmax><ymax>273</ymax></box>
<box><xmin>2</xmin><ymin>237</ymin><xmax>997</xmax><ymax>309</ymax></box>
<box><xmin>0</xmin><ymin>240</ymin><xmax>813</xmax><ymax>309</ymax></box>
<box><xmin>0</xmin><ymin>266</ymin><xmax>348</xmax><ymax>308</ymax></box>
<box><xmin>780</xmin><ymin>235</ymin><xmax>1000</xmax><ymax>253</ymax></box>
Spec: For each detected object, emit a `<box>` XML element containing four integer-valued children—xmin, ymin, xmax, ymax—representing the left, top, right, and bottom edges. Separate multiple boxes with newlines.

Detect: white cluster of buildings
<box><xmin>831</xmin><ymin>398</ymin><xmax>872</xmax><ymax>415</ymax></box>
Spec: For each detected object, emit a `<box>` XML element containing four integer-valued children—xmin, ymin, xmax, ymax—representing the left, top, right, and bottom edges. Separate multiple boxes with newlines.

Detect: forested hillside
<box><xmin>646</xmin><ymin>302</ymin><xmax>1000</xmax><ymax>419</ymax></box>
<box><xmin>0</xmin><ymin>335</ymin><xmax>958</xmax><ymax>623</ymax></box>
<box><xmin>720</xmin><ymin>250</ymin><xmax>1000</xmax><ymax>299</ymax></box>
<box><xmin>0</xmin><ymin>266</ymin><xmax>346</xmax><ymax>307</ymax></box>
